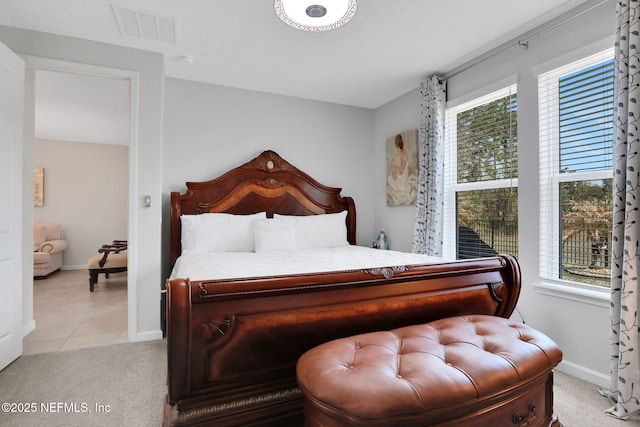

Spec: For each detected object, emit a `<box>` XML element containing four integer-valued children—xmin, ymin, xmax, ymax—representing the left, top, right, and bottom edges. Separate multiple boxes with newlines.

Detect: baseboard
<box><xmin>22</xmin><ymin>319</ymin><xmax>36</xmax><ymax>338</ymax></box>
<box><xmin>131</xmin><ymin>330</ymin><xmax>164</xmax><ymax>342</ymax></box>
<box><xmin>61</xmin><ymin>265</ymin><xmax>87</xmax><ymax>270</ymax></box>
<box><xmin>556</xmin><ymin>359</ymin><xmax>609</xmax><ymax>388</ymax></box>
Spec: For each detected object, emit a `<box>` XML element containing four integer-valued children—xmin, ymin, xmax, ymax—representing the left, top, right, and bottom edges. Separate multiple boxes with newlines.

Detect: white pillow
<box><xmin>252</xmin><ymin>219</ymin><xmax>298</xmax><ymax>252</ymax></box>
<box><xmin>181</xmin><ymin>212</ymin><xmax>267</xmax><ymax>253</ymax></box>
<box><xmin>273</xmin><ymin>211</ymin><xmax>349</xmax><ymax>249</ymax></box>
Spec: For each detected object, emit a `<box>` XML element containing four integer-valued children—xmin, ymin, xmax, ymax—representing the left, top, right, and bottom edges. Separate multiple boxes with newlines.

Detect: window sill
<box><xmin>534</xmin><ymin>280</ymin><xmax>610</xmax><ymax>308</ymax></box>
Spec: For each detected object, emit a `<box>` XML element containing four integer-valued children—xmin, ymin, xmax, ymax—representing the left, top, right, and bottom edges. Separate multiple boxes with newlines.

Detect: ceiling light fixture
<box><xmin>274</xmin><ymin>0</ymin><xmax>358</xmax><ymax>32</ymax></box>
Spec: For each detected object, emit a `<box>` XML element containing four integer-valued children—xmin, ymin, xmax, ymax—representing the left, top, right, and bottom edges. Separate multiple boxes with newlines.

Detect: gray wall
<box><xmin>161</xmin><ymin>78</ymin><xmax>375</xmax><ymax>278</ymax></box>
<box><xmin>372</xmin><ymin>1</ymin><xmax>615</xmax><ymax>386</ymax></box>
<box><xmin>372</xmin><ymin>89</ymin><xmax>421</xmax><ymax>252</ymax></box>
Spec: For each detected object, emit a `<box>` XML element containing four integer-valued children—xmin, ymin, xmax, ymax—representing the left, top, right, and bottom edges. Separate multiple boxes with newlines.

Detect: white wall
<box><xmin>373</xmin><ymin>1</ymin><xmax>616</xmax><ymax>386</ymax></box>
<box><xmin>33</xmin><ymin>139</ymin><xmax>128</xmax><ymax>268</ymax></box>
<box><xmin>0</xmin><ymin>26</ymin><xmax>165</xmax><ymax>342</ymax></box>
<box><xmin>162</xmin><ymin>78</ymin><xmax>375</xmax><ymax>277</ymax></box>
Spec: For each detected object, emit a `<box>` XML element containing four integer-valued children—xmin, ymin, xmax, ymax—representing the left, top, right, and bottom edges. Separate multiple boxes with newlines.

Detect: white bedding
<box><xmin>169</xmin><ymin>245</ymin><xmax>444</xmax><ymax>281</ymax></box>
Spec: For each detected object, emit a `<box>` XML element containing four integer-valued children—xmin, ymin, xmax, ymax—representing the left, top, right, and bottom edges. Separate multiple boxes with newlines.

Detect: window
<box><xmin>539</xmin><ymin>49</ymin><xmax>614</xmax><ymax>288</ymax></box>
<box><xmin>444</xmin><ymin>84</ymin><xmax>518</xmax><ymax>260</ymax></box>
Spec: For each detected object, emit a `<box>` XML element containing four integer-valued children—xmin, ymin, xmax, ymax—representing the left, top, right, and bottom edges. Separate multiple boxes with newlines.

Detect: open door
<box><xmin>0</xmin><ymin>41</ymin><xmax>25</xmax><ymax>370</ymax></box>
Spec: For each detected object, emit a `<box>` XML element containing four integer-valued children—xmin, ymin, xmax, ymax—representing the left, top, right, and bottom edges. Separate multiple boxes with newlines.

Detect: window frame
<box><xmin>536</xmin><ymin>47</ymin><xmax>614</xmax><ymax>307</ymax></box>
<box><xmin>443</xmin><ymin>82</ymin><xmax>518</xmax><ymax>260</ymax></box>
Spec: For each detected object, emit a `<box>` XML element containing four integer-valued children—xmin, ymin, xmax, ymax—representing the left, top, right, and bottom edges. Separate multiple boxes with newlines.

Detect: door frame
<box><xmin>0</xmin><ymin>41</ymin><xmax>25</xmax><ymax>370</ymax></box>
<box><xmin>22</xmin><ymin>55</ymin><xmax>139</xmax><ymax>340</ymax></box>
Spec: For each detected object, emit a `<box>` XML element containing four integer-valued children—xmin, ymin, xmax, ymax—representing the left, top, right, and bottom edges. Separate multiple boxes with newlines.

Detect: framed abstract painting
<box><xmin>34</xmin><ymin>167</ymin><xmax>44</xmax><ymax>207</ymax></box>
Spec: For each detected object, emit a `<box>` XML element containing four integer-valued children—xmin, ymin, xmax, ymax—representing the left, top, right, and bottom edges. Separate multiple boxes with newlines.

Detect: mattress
<box><xmin>170</xmin><ymin>245</ymin><xmax>444</xmax><ymax>281</ymax></box>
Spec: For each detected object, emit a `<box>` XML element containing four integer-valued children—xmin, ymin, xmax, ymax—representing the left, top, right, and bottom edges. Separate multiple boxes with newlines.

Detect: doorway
<box><xmin>23</xmin><ymin>58</ymin><xmax>137</xmax><ymax>353</ymax></box>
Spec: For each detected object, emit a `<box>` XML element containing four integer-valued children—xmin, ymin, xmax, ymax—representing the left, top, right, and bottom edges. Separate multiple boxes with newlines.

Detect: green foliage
<box><xmin>455</xmin><ymin>93</ymin><xmax>519</xmax><ymax>252</ymax></box>
<box><xmin>560</xmin><ymin>179</ymin><xmax>612</xmax><ymax>241</ymax></box>
<box><xmin>457</xmin><ymin>188</ymin><xmax>518</xmax><ymax>226</ymax></box>
<box><xmin>560</xmin><ymin>179</ymin><xmax>612</xmax><ymax>205</ymax></box>
<box><xmin>457</xmin><ymin>95</ymin><xmax>518</xmax><ymax>183</ymax></box>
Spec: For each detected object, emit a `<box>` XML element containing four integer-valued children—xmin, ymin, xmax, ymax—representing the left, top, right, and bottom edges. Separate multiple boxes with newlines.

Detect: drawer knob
<box><xmin>512</xmin><ymin>403</ymin><xmax>536</xmax><ymax>426</ymax></box>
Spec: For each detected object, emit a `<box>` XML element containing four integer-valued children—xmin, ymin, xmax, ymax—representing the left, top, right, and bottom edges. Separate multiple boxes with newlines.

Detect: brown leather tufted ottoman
<box><xmin>296</xmin><ymin>315</ymin><xmax>563</xmax><ymax>427</ymax></box>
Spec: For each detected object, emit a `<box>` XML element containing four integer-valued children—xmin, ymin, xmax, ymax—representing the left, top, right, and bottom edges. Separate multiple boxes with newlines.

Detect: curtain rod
<box><xmin>440</xmin><ymin>0</ymin><xmax>609</xmax><ymax>80</ymax></box>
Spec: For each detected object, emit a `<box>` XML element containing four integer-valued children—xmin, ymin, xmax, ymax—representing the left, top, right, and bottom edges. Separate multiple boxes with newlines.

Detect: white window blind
<box><xmin>538</xmin><ymin>48</ymin><xmax>614</xmax><ymax>287</ymax></box>
<box><xmin>444</xmin><ymin>84</ymin><xmax>518</xmax><ymax>260</ymax></box>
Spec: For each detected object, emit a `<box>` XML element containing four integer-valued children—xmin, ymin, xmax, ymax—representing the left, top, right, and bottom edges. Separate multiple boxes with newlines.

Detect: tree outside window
<box><xmin>539</xmin><ymin>51</ymin><xmax>613</xmax><ymax>288</ymax></box>
<box><xmin>445</xmin><ymin>86</ymin><xmax>518</xmax><ymax>260</ymax></box>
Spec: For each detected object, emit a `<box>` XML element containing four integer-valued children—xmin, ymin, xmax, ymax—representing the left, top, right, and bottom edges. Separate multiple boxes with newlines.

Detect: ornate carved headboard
<box><xmin>169</xmin><ymin>150</ymin><xmax>356</xmax><ymax>267</ymax></box>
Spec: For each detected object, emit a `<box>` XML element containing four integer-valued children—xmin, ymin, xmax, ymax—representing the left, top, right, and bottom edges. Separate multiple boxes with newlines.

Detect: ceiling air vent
<box><xmin>112</xmin><ymin>5</ymin><xmax>177</xmax><ymax>43</ymax></box>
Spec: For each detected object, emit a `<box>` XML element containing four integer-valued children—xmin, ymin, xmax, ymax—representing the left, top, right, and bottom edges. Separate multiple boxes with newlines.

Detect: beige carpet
<box><xmin>0</xmin><ymin>340</ymin><xmax>166</xmax><ymax>427</ymax></box>
<box><xmin>554</xmin><ymin>370</ymin><xmax>640</xmax><ymax>426</ymax></box>
<box><xmin>1</xmin><ymin>339</ymin><xmax>640</xmax><ymax>426</ymax></box>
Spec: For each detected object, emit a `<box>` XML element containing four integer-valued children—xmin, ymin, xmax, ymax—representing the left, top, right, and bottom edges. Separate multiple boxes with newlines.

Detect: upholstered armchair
<box><xmin>33</xmin><ymin>223</ymin><xmax>67</xmax><ymax>279</ymax></box>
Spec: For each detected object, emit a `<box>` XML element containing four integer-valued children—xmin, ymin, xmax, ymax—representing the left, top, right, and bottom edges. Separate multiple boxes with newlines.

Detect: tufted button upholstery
<box><xmin>297</xmin><ymin>314</ymin><xmax>562</xmax><ymax>426</ymax></box>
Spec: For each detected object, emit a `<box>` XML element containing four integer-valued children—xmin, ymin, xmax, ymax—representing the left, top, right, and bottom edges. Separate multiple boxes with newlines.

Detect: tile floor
<box><xmin>23</xmin><ymin>269</ymin><xmax>128</xmax><ymax>354</ymax></box>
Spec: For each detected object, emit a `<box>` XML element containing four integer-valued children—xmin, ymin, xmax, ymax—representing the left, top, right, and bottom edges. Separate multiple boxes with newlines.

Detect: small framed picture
<box><xmin>34</xmin><ymin>167</ymin><xmax>44</xmax><ymax>207</ymax></box>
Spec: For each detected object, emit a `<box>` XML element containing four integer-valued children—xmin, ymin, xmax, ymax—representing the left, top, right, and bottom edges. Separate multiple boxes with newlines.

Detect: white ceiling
<box><xmin>1</xmin><ymin>0</ymin><xmax>595</xmax><ymax>142</ymax></box>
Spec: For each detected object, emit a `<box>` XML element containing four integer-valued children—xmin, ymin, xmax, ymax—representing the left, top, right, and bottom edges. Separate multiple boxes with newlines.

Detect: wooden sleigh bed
<box><xmin>163</xmin><ymin>150</ymin><xmax>521</xmax><ymax>426</ymax></box>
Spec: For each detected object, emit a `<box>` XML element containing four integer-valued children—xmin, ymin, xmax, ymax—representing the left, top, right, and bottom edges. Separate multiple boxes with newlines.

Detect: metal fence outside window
<box><xmin>561</xmin><ymin>228</ymin><xmax>611</xmax><ymax>286</ymax></box>
<box><xmin>457</xmin><ymin>220</ymin><xmax>612</xmax><ymax>287</ymax></box>
<box><xmin>457</xmin><ymin>220</ymin><xmax>518</xmax><ymax>259</ymax></box>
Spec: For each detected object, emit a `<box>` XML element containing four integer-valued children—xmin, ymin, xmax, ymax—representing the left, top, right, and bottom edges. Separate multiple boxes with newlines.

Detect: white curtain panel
<box><xmin>607</xmin><ymin>0</ymin><xmax>640</xmax><ymax>420</ymax></box>
<box><xmin>412</xmin><ymin>76</ymin><xmax>446</xmax><ymax>255</ymax></box>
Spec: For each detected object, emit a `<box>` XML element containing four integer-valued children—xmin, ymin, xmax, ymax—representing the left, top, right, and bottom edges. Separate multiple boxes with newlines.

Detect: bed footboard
<box><xmin>163</xmin><ymin>255</ymin><xmax>520</xmax><ymax>426</ymax></box>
